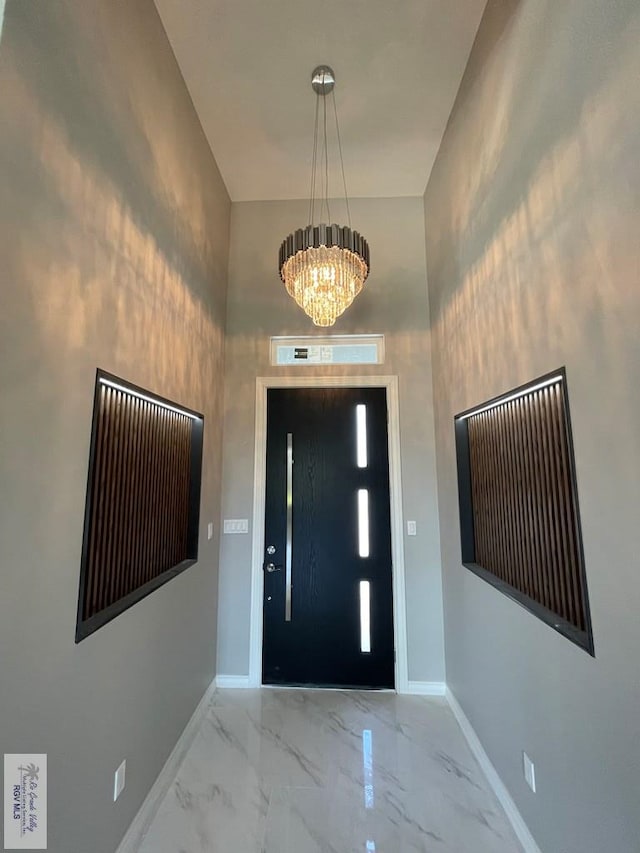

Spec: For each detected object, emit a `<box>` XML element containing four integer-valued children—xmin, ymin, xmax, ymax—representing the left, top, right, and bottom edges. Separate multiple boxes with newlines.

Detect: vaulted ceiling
<box><xmin>154</xmin><ymin>0</ymin><xmax>487</xmax><ymax>201</ymax></box>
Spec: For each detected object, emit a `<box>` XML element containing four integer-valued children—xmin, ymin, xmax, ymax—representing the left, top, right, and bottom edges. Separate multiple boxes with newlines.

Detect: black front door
<box><xmin>262</xmin><ymin>387</ymin><xmax>394</xmax><ymax>688</ymax></box>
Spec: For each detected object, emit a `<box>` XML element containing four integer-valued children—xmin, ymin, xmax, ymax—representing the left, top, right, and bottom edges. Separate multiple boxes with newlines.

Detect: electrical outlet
<box><xmin>207</xmin><ymin>522</ymin><xmax>214</xmax><ymax>540</ymax></box>
<box><xmin>523</xmin><ymin>752</ymin><xmax>536</xmax><ymax>792</ymax></box>
<box><xmin>114</xmin><ymin>760</ymin><xmax>126</xmax><ymax>802</ymax></box>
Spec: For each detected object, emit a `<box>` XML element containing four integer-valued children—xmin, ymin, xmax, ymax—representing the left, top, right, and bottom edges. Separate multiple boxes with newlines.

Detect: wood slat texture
<box><xmin>467</xmin><ymin>378</ymin><xmax>588</xmax><ymax>633</ymax></box>
<box><xmin>81</xmin><ymin>382</ymin><xmax>193</xmax><ymax>622</ymax></box>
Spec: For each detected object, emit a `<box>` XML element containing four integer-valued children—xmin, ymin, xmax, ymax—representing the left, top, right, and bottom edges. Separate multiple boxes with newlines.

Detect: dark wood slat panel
<box><xmin>545</xmin><ymin>385</ymin><xmax>576</xmax><ymax>626</ymax></box>
<box><xmin>496</xmin><ymin>403</ymin><xmax>517</xmax><ymax>590</ymax></box>
<box><xmin>157</xmin><ymin>406</ymin><xmax>171</xmax><ymax>576</ymax></box>
<box><xmin>122</xmin><ymin>397</ymin><xmax>142</xmax><ymax>600</ymax></box>
<box><xmin>159</xmin><ymin>409</ymin><xmax>171</xmax><ymax>573</ymax></box>
<box><xmin>488</xmin><ymin>407</ymin><xmax>509</xmax><ymax>585</ymax></box>
<box><xmin>530</xmin><ymin>389</ymin><xmax>559</xmax><ymax>616</ymax></box>
<box><xmin>123</xmin><ymin>395</ymin><xmax>140</xmax><ymax>598</ymax></box>
<box><xmin>98</xmin><ymin>387</ymin><xmax>119</xmax><ymax>614</ymax></box>
<box><xmin>107</xmin><ymin>389</ymin><xmax>125</xmax><ymax>609</ymax></box>
<box><xmin>475</xmin><ymin>414</ymin><xmax>489</xmax><ymax>569</ymax></box>
<box><xmin>79</xmin><ymin>377</ymin><xmax>200</xmax><ymax>634</ymax></box>
<box><xmin>147</xmin><ymin>405</ymin><xmax>157</xmax><ymax>575</ymax></box>
<box><xmin>86</xmin><ymin>386</ymin><xmax>108</xmax><ymax>618</ymax></box>
<box><xmin>519</xmin><ymin>397</ymin><xmax>541</xmax><ymax>604</ymax></box>
<box><xmin>169</xmin><ymin>416</ymin><xmax>183</xmax><ymax>564</ymax></box>
<box><xmin>167</xmin><ymin>413</ymin><xmax>180</xmax><ymax>568</ymax></box>
<box><xmin>113</xmin><ymin>391</ymin><xmax>133</xmax><ymax>604</ymax></box>
<box><xmin>477</xmin><ymin>413</ymin><xmax>492</xmax><ymax>569</ymax></box>
<box><xmin>161</xmin><ymin>410</ymin><xmax>173</xmax><ymax>573</ymax></box>
<box><xmin>171</xmin><ymin>414</ymin><xmax>182</xmax><ymax>565</ymax></box>
<box><xmin>468</xmin><ymin>418</ymin><xmax>485</xmax><ymax>564</ymax></box>
<box><xmin>101</xmin><ymin>389</ymin><xmax>118</xmax><ymax>611</ymax></box>
<box><xmin>540</xmin><ymin>386</ymin><xmax>571</xmax><ymax>623</ymax></box>
<box><xmin>465</xmin><ymin>377</ymin><xmax>588</xmax><ymax>637</ymax></box>
<box><xmin>144</xmin><ymin>401</ymin><xmax>160</xmax><ymax>586</ymax></box>
<box><xmin>509</xmin><ymin>399</ymin><xmax>535</xmax><ymax>599</ymax></box>
<box><xmin>91</xmin><ymin>386</ymin><xmax>111</xmax><ymax>618</ymax></box>
<box><xmin>496</xmin><ymin>408</ymin><xmax>511</xmax><ymax>584</ymax></box>
<box><xmin>179</xmin><ymin>421</ymin><xmax>192</xmax><ymax>555</ymax></box>
<box><xmin>166</xmin><ymin>415</ymin><xmax>176</xmax><ymax>567</ymax></box>
<box><xmin>175</xmin><ymin>416</ymin><xmax>185</xmax><ymax>562</ymax></box>
<box><xmin>481</xmin><ymin>412</ymin><xmax>499</xmax><ymax>578</ymax></box>
<box><xmin>156</xmin><ymin>406</ymin><xmax>170</xmax><ymax>576</ymax></box>
<box><xmin>498</xmin><ymin>401</ymin><xmax>523</xmax><ymax>594</ymax></box>
<box><xmin>522</xmin><ymin>393</ymin><xmax>543</xmax><ymax>603</ymax></box>
<box><xmin>156</xmin><ymin>406</ymin><xmax>170</xmax><ymax>577</ymax></box>
<box><xmin>512</xmin><ymin>397</ymin><xmax>532</xmax><ymax>599</ymax></box>
<box><xmin>468</xmin><ymin>418</ymin><xmax>481</xmax><ymax>560</ymax></box>
<box><xmin>551</xmin><ymin>385</ymin><xmax>584</xmax><ymax>630</ymax></box>
<box><xmin>514</xmin><ymin>398</ymin><xmax>533</xmax><ymax>598</ymax></box>
<box><xmin>148</xmin><ymin>405</ymin><xmax>161</xmax><ymax>582</ymax></box>
<box><xmin>140</xmin><ymin>400</ymin><xmax>156</xmax><ymax>588</ymax></box>
<box><xmin>131</xmin><ymin>400</ymin><xmax>148</xmax><ymax>594</ymax></box>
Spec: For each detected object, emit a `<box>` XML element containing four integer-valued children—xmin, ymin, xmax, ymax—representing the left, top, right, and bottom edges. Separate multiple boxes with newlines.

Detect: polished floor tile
<box><xmin>137</xmin><ymin>689</ymin><xmax>523</xmax><ymax>853</ymax></box>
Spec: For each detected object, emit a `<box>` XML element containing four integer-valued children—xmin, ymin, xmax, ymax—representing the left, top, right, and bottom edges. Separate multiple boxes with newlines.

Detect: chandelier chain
<box><xmin>309</xmin><ymin>69</ymin><xmax>341</xmax><ymax>227</ymax></box>
<box><xmin>308</xmin><ymin>91</ymin><xmax>321</xmax><ymax>227</ymax></box>
<box><xmin>331</xmin><ymin>89</ymin><xmax>351</xmax><ymax>229</ymax></box>
<box><xmin>322</xmin><ymin>85</ymin><xmax>331</xmax><ymax>224</ymax></box>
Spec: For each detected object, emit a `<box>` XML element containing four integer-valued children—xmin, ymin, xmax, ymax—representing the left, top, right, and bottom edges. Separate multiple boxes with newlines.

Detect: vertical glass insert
<box><xmin>356</xmin><ymin>404</ymin><xmax>368</xmax><ymax>468</ymax></box>
<box><xmin>359</xmin><ymin>580</ymin><xmax>371</xmax><ymax>653</ymax></box>
<box><xmin>358</xmin><ymin>489</ymin><xmax>370</xmax><ymax>558</ymax></box>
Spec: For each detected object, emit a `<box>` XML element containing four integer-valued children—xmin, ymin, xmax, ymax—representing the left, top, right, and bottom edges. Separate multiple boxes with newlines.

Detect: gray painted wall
<box><xmin>0</xmin><ymin>3</ymin><xmax>230</xmax><ymax>852</ymax></box>
<box><xmin>218</xmin><ymin>197</ymin><xmax>444</xmax><ymax>683</ymax></box>
<box><xmin>424</xmin><ymin>1</ymin><xmax>640</xmax><ymax>851</ymax></box>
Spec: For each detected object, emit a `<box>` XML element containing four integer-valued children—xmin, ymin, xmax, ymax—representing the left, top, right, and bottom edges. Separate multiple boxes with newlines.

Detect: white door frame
<box><xmin>248</xmin><ymin>375</ymin><xmax>409</xmax><ymax>692</ymax></box>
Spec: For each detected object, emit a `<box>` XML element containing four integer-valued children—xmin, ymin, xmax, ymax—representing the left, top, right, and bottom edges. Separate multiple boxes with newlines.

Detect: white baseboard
<box><xmin>115</xmin><ymin>677</ymin><xmax>217</xmax><ymax>853</ymax></box>
<box><xmin>214</xmin><ymin>674</ymin><xmax>252</xmax><ymax>688</ymax></box>
<box><xmin>446</xmin><ymin>688</ymin><xmax>542</xmax><ymax>853</ymax></box>
<box><xmin>402</xmin><ymin>680</ymin><xmax>447</xmax><ymax>696</ymax></box>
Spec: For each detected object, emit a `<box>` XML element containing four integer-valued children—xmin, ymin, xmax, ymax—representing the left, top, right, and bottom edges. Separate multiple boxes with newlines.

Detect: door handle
<box><xmin>264</xmin><ymin>562</ymin><xmax>282</xmax><ymax>573</ymax></box>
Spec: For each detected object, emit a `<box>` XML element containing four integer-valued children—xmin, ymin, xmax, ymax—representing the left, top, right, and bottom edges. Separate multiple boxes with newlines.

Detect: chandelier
<box><xmin>278</xmin><ymin>66</ymin><xmax>370</xmax><ymax>327</ymax></box>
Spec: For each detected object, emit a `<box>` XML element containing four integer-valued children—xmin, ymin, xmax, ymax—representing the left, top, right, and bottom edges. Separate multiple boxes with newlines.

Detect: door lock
<box><xmin>266</xmin><ymin>545</ymin><xmax>276</xmax><ymax>555</ymax></box>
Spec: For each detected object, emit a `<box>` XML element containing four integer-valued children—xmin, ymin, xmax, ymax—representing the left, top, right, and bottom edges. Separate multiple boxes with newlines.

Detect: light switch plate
<box><xmin>114</xmin><ymin>760</ymin><xmax>126</xmax><ymax>802</ymax></box>
<box><xmin>523</xmin><ymin>752</ymin><xmax>536</xmax><ymax>792</ymax></box>
<box><xmin>407</xmin><ymin>520</ymin><xmax>417</xmax><ymax>536</ymax></box>
<box><xmin>223</xmin><ymin>519</ymin><xmax>249</xmax><ymax>534</ymax></box>
<box><xmin>207</xmin><ymin>522</ymin><xmax>214</xmax><ymax>540</ymax></box>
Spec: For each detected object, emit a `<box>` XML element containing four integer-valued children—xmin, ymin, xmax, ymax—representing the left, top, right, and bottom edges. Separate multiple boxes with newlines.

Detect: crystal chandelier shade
<box><xmin>279</xmin><ymin>224</ymin><xmax>370</xmax><ymax>327</ymax></box>
<box><xmin>277</xmin><ymin>67</ymin><xmax>370</xmax><ymax>327</ymax></box>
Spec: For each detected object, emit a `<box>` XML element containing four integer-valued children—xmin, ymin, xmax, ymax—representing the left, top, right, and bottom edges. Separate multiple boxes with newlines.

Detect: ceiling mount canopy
<box><xmin>311</xmin><ymin>64</ymin><xmax>335</xmax><ymax>95</ymax></box>
<box><xmin>278</xmin><ymin>66</ymin><xmax>370</xmax><ymax>327</ymax></box>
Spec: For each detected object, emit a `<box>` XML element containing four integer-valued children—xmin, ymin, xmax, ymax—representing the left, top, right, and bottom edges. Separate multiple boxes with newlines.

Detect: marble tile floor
<box><xmin>137</xmin><ymin>688</ymin><xmax>524</xmax><ymax>853</ymax></box>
